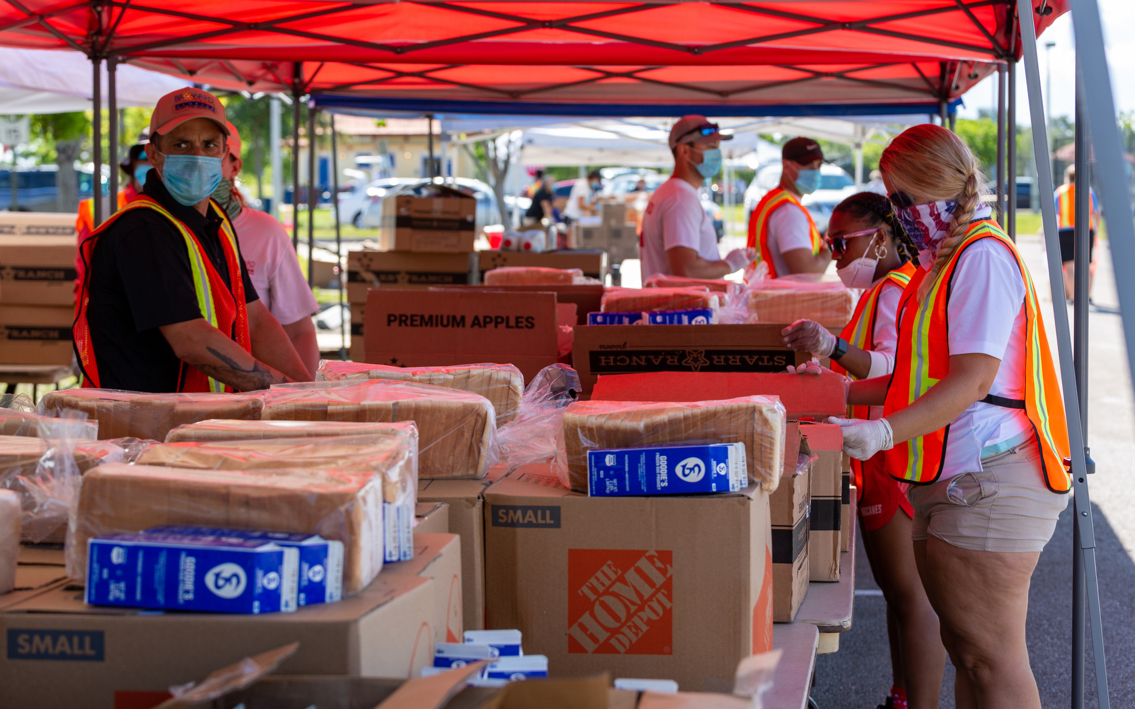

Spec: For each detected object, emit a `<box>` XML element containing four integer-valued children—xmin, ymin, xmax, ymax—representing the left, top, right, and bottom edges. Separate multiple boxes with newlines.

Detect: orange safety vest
<box><xmin>74</xmin><ymin>195</ymin><xmax>251</xmax><ymax>393</ymax></box>
<box><xmin>747</xmin><ymin>187</ymin><xmax>821</xmax><ymax>278</ymax></box>
<box><xmin>882</xmin><ymin>220</ymin><xmax>1070</xmax><ymax>492</ymax></box>
<box><xmin>75</xmin><ymin>187</ymin><xmax>139</xmax><ymax>301</ymax></box>
<box><xmin>1054</xmin><ymin>183</ymin><xmax>1097</xmax><ymax>231</ymax></box>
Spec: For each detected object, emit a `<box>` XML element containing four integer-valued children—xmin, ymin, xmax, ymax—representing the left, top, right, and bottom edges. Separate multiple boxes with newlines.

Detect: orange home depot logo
<box><xmin>567</xmin><ymin>549</ymin><xmax>673</xmax><ymax>655</ymax></box>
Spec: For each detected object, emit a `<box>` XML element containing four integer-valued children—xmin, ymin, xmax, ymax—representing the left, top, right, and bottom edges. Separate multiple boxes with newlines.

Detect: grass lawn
<box><xmin>282</xmin><ymin>206</ymin><xmax>377</xmax><ymax>241</ymax></box>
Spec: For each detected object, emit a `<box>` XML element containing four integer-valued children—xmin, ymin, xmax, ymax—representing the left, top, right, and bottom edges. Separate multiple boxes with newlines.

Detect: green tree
<box><xmin>30</xmin><ymin>112</ymin><xmax>89</xmax><ymax>212</ymax></box>
<box><xmin>953</xmin><ymin>117</ymin><xmax>998</xmax><ymax>177</ymax></box>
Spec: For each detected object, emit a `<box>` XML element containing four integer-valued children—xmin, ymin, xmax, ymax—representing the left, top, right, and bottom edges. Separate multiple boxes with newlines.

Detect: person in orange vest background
<box><xmin>828</xmin><ymin>124</ymin><xmax>1070</xmax><ymax>709</ymax></box>
<box><xmin>1054</xmin><ymin>164</ymin><xmax>1101</xmax><ymax>302</ymax></box>
<box><xmin>73</xmin><ymin>130</ymin><xmax>151</xmax><ymax>300</ymax></box>
<box><xmin>74</xmin><ymin>87</ymin><xmax>311</xmax><ymax>393</ymax></box>
<box><xmin>747</xmin><ymin>137</ymin><xmax>832</xmax><ymax>277</ymax></box>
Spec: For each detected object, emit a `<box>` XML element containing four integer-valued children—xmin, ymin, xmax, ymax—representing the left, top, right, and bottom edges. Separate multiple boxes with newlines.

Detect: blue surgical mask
<box><xmin>694</xmin><ymin>148</ymin><xmax>722</xmax><ymax>179</ymax></box>
<box><xmin>590</xmin><ymin>181</ymin><xmax>602</xmax><ymax>191</ymax></box>
<box><xmin>133</xmin><ymin>164</ymin><xmax>151</xmax><ymax>188</ymax></box>
<box><xmin>794</xmin><ymin>169</ymin><xmax>821</xmax><ymax>195</ymax></box>
<box><xmin>156</xmin><ymin>152</ymin><xmax>223</xmax><ymax>206</ymax></box>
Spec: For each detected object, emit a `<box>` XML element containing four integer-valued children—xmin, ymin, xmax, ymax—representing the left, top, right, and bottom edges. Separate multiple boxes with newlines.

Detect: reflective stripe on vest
<box><xmin>74</xmin><ymin>195</ymin><xmax>250</xmax><ymax>393</ymax></box>
<box><xmin>76</xmin><ymin>191</ymin><xmax>132</xmax><ymax>235</ymax></box>
<box><xmin>746</xmin><ymin>187</ymin><xmax>821</xmax><ymax>279</ymax></box>
<box><xmin>1054</xmin><ymin>183</ymin><xmax>1096</xmax><ymax>231</ymax></box>
<box><xmin>881</xmin><ymin>221</ymin><xmax>1071</xmax><ymax>492</ymax></box>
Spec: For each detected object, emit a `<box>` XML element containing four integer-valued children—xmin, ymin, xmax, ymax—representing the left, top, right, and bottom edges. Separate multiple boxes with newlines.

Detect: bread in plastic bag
<box><xmin>483</xmin><ymin>266</ymin><xmax>581</xmax><ymax>286</ymax></box>
<box><xmin>555</xmin><ymin>395</ymin><xmax>786</xmax><ymax>494</ymax></box>
<box><xmin>601</xmin><ymin>287</ymin><xmax>721</xmax><ymax>313</ymax></box>
<box><xmin>316</xmin><ymin>361</ymin><xmax>523</xmax><ymax>426</ymax></box>
<box><xmin>0</xmin><ymin>406</ymin><xmax>99</xmax><ymax>439</ymax></box>
<box><xmin>135</xmin><ymin>433</ymin><xmax>418</xmax><ymax>508</ymax></box>
<box><xmin>39</xmin><ymin>389</ymin><xmax>264</xmax><ymax>441</ymax></box>
<box><xmin>166</xmin><ymin>419</ymin><xmax>416</xmax><ymax>444</ymax></box>
<box><xmin>643</xmin><ymin>274</ymin><xmax>739</xmax><ymax>294</ymax></box>
<box><xmin>69</xmin><ymin>464</ymin><xmax>385</xmax><ymax>593</ymax></box>
<box><xmin>261</xmin><ymin>380</ymin><xmax>497</xmax><ymax>479</ymax></box>
<box><xmin>0</xmin><ymin>489</ymin><xmax>16</xmax><ymax>595</ymax></box>
<box><xmin>734</xmin><ymin>276</ymin><xmax>855</xmax><ymax>328</ymax></box>
<box><xmin>496</xmin><ymin>364</ymin><xmax>580</xmax><ymax>471</ymax></box>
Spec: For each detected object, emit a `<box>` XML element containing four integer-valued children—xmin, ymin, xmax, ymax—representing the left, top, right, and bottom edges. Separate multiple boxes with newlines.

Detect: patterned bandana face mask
<box><xmin>893</xmin><ymin>198</ymin><xmax>956</xmax><ymax>253</ymax></box>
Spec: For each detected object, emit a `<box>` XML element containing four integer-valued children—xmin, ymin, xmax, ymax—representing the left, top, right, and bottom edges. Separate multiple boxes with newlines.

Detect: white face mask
<box><xmin>836</xmin><ymin>232</ymin><xmax>883</xmax><ymax>289</ymax></box>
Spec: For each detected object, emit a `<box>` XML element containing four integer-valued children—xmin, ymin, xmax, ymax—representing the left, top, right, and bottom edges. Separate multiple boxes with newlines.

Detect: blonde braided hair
<box><xmin>879</xmin><ymin>124</ymin><xmax>988</xmax><ymax>300</ymax></box>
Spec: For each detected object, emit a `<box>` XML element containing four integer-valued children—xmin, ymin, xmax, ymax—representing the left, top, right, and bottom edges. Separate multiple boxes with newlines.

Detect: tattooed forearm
<box><xmin>199</xmin><ymin>346</ymin><xmax>289</xmax><ymax>391</ymax></box>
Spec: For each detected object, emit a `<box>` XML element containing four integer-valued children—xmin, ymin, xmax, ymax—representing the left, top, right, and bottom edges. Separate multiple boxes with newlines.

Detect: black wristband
<box><xmin>830</xmin><ymin>337</ymin><xmax>848</xmax><ymax>361</ymax></box>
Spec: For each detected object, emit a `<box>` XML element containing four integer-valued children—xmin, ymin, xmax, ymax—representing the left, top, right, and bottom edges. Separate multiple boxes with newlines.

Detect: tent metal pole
<box><xmin>92</xmin><ymin>56</ymin><xmax>103</xmax><ymax>226</ymax></box>
<box><xmin>938</xmin><ymin>99</ymin><xmax>947</xmax><ymax>126</ymax></box>
<box><xmin>330</xmin><ymin>112</ymin><xmax>346</xmax><ymax>361</ymax></box>
<box><xmin>269</xmin><ymin>96</ymin><xmax>282</xmax><ymax>220</ymax></box>
<box><xmin>307</xmin><ymin>104</ymin><xmax>316</xmax><ymax>288</ymax></box>
<box><xmin>1008</xmin><ymin>60</ymin><xmax>1017</xmax><ymax>241</ymax></box>
<box><xmin>107</xmin><ymin>57</ymin><xmax>118</xmax><ymax>211</ymax></box>
<box><xmin>948</xmin><ymin>112</ymin><xmax>956</xmax><ymax>132</ymax></box>
<box><xmin>1016</xmin><ymin>2</ymin><xmax>1111</xmax><ymax>707</ymax></box>
<box><xmin>996</xmin><ymin>63</ymin><xmax>1007</xmax><ymax>224</ymax></box>
<box><xmin>427</xmin><ymin>113</ymin><xmax>435</xmax><ymax>179</ymax></box>
<box><xmin>292</xmin><ymin>63</ymin><xmax>302</xmax><ymax>251</ymax></box>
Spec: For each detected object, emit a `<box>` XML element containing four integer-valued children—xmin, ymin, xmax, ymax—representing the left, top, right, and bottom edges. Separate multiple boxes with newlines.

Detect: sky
<box><xmin>956</xmin><ymin>0</ymin><xmax>1135</xmax><ymax>124</ymax></box>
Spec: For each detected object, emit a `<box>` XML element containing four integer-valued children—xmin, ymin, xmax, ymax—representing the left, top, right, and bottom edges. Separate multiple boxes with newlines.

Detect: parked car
<box><xmin>337</xmin><ymin>177</ymin><xmax>414</xmax><ymax>228</ymax></box>
<box><xmin>0</xmin><ymin>165</ymin><xmax>100</xmax><ymax>212</ymax></box>
<box><xmin>742</xmin><ymin>163</ymin><xmax>855</xmax><ymax>234</ymax></box>
<box><xmin>361</xmin><ymin>177</ymin><xmax>504</xmax><ymax>235</ymax></box>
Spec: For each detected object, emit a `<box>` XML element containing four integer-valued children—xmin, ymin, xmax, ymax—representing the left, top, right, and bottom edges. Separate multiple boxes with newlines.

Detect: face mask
<box><xmin>133</xmin><ymin>164</ymin><xmax>151</xmax><ymax>189</ymax></box>
<box><xmin>210</xmin><ymin>178</ymin><xmax>242</xmax><ymax>220</ymax></box>
<box><xmin>590</xmin><ymin>181</ymin><xmax>601</xmax><ymax>191</ymax></box>
<box><xmin>693</xmin><ymin>148</ymin><xmax>722</xmax><ymax>179</ymax></box>
<box><xmin>894</xmin><ymin>199</ymin><xmax>956</xmax><ymax>253</ymax></box>
<box><xmin>836</xmin><ymin>232</ymin><xmax>883</xmax><ymax>289</ymax></box>
<box><xmin>794</xmin><ymin>169</ymin><xmax>821</xmax><ymax>195</ymax></box>
<box><xmin>156</xmin><ymin>152</ymin><xmax>224</xmax><ymax>207</ymax></box>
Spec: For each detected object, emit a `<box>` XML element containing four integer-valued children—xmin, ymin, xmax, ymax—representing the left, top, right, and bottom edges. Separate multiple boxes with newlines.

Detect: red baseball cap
<box><xmin>225</xmin><ymin>121</ymin><xmax>242</xmax><ymax>158</ymax></box>
<box><xmin>150</xmin><ymin>88</ymin><xmax>229</xmax><ymax>138</ymax></box>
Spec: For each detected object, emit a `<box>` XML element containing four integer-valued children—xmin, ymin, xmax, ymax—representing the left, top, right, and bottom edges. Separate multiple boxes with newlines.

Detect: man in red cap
<box><xmin>640</xmin><ymin>115</ymin><xmax>754</xmax><ymax>280</ymax></box>
<box><xmin>213</xmin><ymin>121</ymin><xmax>320</xmax><ymax>377</ymax></box>
<box><xmin>747</xmin><ymin>137</ymin><xmax>832</xmax><ymax>278</ymax></box>
<box><xmin>74</xmin><ymin>88</ymin><xmax>311</xmax><ymax>393</ymax></box>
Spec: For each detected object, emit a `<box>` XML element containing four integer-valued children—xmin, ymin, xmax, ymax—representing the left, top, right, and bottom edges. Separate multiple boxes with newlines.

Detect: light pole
<box><xmin>1045</xmin><ymin>41</ymin><xmax>1056</xmax><ymax>184</ymax></box>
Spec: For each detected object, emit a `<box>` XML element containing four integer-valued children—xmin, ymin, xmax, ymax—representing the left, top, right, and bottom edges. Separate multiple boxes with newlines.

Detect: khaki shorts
<box><xmin>908</xmin><ymin>439</ymin><xmax>1070</xmax><ymax>553</ymax></box>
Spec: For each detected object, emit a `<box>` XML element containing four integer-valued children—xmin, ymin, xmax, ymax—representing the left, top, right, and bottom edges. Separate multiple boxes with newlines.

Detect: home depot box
<box><xmin>770</xmin><ymin>423</ymin><xmax>809</xmax><ymax>622</ymax></box>
<box><xmin>843</xmin><ymin>453</ymin><xmax>853</xmax><ymax>553</ymax></box>
<box><xmin>377</xmin><ymin>185</ymin><xmax>476</xmax><ymax>253</ymax></box>
<box><xmin>347</xmin><ymin>250</ymin><xmax>479</xmax><ymax>301</ymax></box>
<box><xmin>573</xmin><ymin>325</ymin><xmax>817</xmax><ymax>395</ymax></box>
<box><xmin>417</xmin><ymin>467</ymin><xmax>508</xmax><ymax>632</ymax></box>
<box><xmin>365</xmin><ymin>289</ymin><xmax>559</xmax><ymax>382</ymax></box>
<box><xmin>479</xmin><ymin>249</ymin><xmax>609</xmax><ymax>282</ymax></box>
<box><xmin>0</xmin><ymin>304</ymin><xmax>73</xmax><ymax>364</ymax></box>
<box><xmin>801</xmin><ymin>423</ymin><xmax>842</xmax><ymax>583</ymax></box>
<box><xmin>436</xmin><ymin>282</ymin><xmax>606</xmax><ymax>320</ymax></box>
<box><xmin>383</xmin><ymin>533</ymin><xmax>463</xmax><ymax>647</ymax></box>
<box><xmin>0</xmin><ymin>211</ymin><xmax>76</xmax><ymax>237</ymax></box>
<box><xmin>0</xmin><ymin>235</ymin><xmax>76</xmax><ymax>306</ymax></box>
<box><xmin>483</xmin><ymin>463</ymin><xmax>773</xmax><ymax>691</ymax></box>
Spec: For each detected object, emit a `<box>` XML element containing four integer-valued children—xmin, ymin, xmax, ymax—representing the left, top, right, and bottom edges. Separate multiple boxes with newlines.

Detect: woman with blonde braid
<box><xmin>830</xmin><ymin>124</ymin><xmax>1070</xmax><ymax>709</ymax></box>
<box><xmin>784</xmin><ymin>192</ymin><xmax>943</xmax><ymax>709</ymax></box>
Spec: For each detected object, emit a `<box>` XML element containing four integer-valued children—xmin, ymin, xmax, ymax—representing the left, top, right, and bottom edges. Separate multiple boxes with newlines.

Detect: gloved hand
<box><xmin>782</xmin><ymin>319</ymin><xmax>836</xmax><ymax>358</ymax></box>
<box><xmin>828</xmin><ymin>416</ymin><xmax>894</xmax><ymax>460</ymax></box>
<box><xmin>786</xmin><ymin>360</ymin><xmax>824</xmax><ymax>376</ymax></box>
<box><xmin>725</xmin><ymin>247</ymin><xmax>757</xmax><ymax>272</ymax></box>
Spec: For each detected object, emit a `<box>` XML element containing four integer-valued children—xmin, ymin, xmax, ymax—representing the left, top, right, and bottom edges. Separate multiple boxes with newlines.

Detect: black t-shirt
<box><xmin>83</xmin><ymin>170</ymin><xmax>259</xmax><ymax>392</ymax></box>
<box><xmin>526</xmin><ymin>186</ymin><xmax>553</xmax><ymax>219</ymax></box>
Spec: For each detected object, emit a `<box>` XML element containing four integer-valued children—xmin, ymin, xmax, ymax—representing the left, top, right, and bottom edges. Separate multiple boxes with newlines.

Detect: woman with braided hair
<box><xmin>783</xmin><ymin>191</ymin><xmax>944</xmax><ymax>709</ymax></box>
<box><xmin>832</xmin><ymin>124</ymin><xmax>1070</xmax><ymax>709</ymax></box>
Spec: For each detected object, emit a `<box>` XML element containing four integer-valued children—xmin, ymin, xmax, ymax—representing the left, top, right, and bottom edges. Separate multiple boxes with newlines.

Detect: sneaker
<box><xmin>877</xmin><ymin>698</ymin><xmax>894</xmax><ymax>709</ymax></box>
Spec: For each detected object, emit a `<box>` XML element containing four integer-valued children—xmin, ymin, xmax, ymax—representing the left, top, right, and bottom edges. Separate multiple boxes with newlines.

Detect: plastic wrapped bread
<box><xmin>0</xmin><ymin>408</ymin><xmax>98</xmax><ymax>439</ymax></box>
<box><xmin>69</xmin><ymin>464</ymin><xmax>385</xmax><ymax>593</ymax></box>
<box><xmin>483</xmin><ymin>266</ymin><xmax>582</xmax><ymax>286</ymax></box>
<box><xmin>167</xmin><ymin>419</ymin><xmax>415</xmax><ymax>443</ymax></box>
<box><xmin>740</xmin><ymin>279</ymin><xmax>855</xmax><ymax>328</ymax></box>
<box><xmin>40</xmin><ymin>389</ymin><xmax>264</xmax><ymax>441</ymax></box>
<box><xmin>262</xmin><ymin>380</ymin><xmax>497</xmax><ymax>479</ymax></box>
<box><xmin>555</xmin><ymin>396</ymin><xmax>786</xmax><ymax>494</ymax></box>
<box><xmin>0</xmin><ymin>490</ymin><xmax>17</xmax><ymax>595</ymax></box>
<box><xmin>601</xmin><ymin>287</ymin><xmax>720</xmax><ymax>313</ymax></box>
<box><xmin>136</xmin><ymin>434</ymin><xmax>417</xmax><ymax>508</ymax></box>
<box><xmin>643</xmin><ymin>274</ymin><xmax>738</xmax><ymax>293</ymax></box>
<box><xmin>316</xmin><ymin>362</ymin><xmax>524</xmax><ymax>426</ymax></box>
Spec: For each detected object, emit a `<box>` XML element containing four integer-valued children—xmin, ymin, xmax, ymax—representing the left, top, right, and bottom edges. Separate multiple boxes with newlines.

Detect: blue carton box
<box><xmin>588</xmin><ymin>442</ymin><xmax>747</xmax><ymax>497</ymax></box>
<box><xmin>144</xmin><ymin>526</ymin><xmax>343</xmax><ymax>606</ymax></box>
<box><xmin>646</xmin><ymin>308</ymin><xmax>716</xmax><ymax>325</ymax></box>
<box><xmin>464</xmin><ymin>629</ymin><xmax>522</xmax><ymax>657</ymax></box>
<box><xmin>587</xmin><ymin>311</ymin><xmax>643</xmax><ymax>326</ymax></box>
<box><xmin>484</xmin><ymin>655</ymin><xmax>549</xmax><ymax>680</ymax></box>
<box><xmin>86</xmin><ymin>533</ymin><xmax>299</xmax><ymax>614</ymax></box>
<box><xmin>434</xmin><ymin>642</ymin><xmax>496</xmax><ymax>668</ymax></box>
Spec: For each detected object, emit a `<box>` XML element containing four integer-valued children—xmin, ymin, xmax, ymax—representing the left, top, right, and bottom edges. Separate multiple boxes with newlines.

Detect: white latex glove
<box><xmin>829</xmin><ymin>416</ymin><xmax>894</xmax><ymax>461</ymax></box>
<box><xmin>786</xmin><ymin>360</ymin><xmax>824</xmax><ymax>376</ymax></box>
<box><xmin>781</xmin><ymin>319</ymin><xmax>836</xmax><ymax>358</ymax></box>
<box><xmin>725</xmin><ymin>247</ymin><xmax>757</xmax><ymax>272</ymax></box>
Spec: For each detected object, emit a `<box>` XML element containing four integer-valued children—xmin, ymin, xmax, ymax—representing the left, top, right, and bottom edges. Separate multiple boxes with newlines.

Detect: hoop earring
<box><xmin>874</xmin><ymin>241</ymin><xmax>888</xmax><ymax>260</ymax></box>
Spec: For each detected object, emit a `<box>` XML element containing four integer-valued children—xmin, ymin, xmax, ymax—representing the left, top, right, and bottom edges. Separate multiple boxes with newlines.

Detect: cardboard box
<box><xmin>0</xmin><ymin>212</ymin><xmax>76</xmax><ymax>237</ymax></box>
<box><xmin>483</xmin><ymin>463</ymin><xmax>773</xmax><ymax>690</ymax></box>
<box><xmin>842</xmin><ymin>453</ymin><xmax>853</xmax><ymax>553</ymax></box>
<box><xmin>573</xmin><ymin>326</ymin><xmax>818</xmax><ymax>395</ymax></box>
<box><xmin>0</xmin><ymin>304</ymin><xmax>73</xmax><ymax>364</ymax></box>
<box><xmin>801</xmin><ymin>424</ymin><xmax>842</xmax><ymax>583</ymax></box>
<box><xmin>347</xmin><ymin>251</ymin><xmax>479</xmax><ymax>301</ymax></box>
<box><xmin>383</xmin><ymin>533</ymin><xmax>463</xmax><ymax>646</ymax></box>
<box><xmin>479</xmin><ymin>250</ymin><xmax>608</xmax><ymax>282</ymax></box>
<box><xmin>377</xmin><ymin>186</ymin><xmax>476</xmax><ymax>253</ymax></box>
<box><xmin>0</xmin><ymin>235</ymin><xmax>76</xmax><ymax>306</ymax></box>
<box><xmin>415</xmin><ymin>502</ymin><xmax>450</xmax><ymax>535</ymax></box>
<box><xmin>770</xmin><ymin>423</ymin><xmax>808</xmax><ymax>622</ymax></box>
<box><xmin>364</xmin><ymin>289</ymin><xmax>560</xmax><ymax>382</ymax></box>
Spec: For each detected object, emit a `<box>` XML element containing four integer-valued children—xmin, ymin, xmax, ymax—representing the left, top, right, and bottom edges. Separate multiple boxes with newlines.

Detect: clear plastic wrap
<box><xmin>261</xmin><ymin>380</ymin><xmax>497</xmax><ymax>480</ymax></box>
<box><xmin>316</xmin><ymin>362</ymin><xmax>524</xmax><ymax>426</ymax></box>
<box><xmin>496</xmin><ymin>364</ymin><xmax>581</xmax><ymax>471</ymax></box>
<box><xmin>166</xmin><ymin>418</ymin><xmax>417</xmax><ymax>444</ymax></box>
<box><xmin>600</xmin><ymin>287</ymin><xmax>721</xmax><ymax>314</ymax></box>
<box><xmin>643</xmin><ymin>274</ymin><xmax>741</xmax><ymax>294</ymax></box>
<box><xmin>554</xmin><ymin>396</ymin><xmax>786</xmax><ymax>494</ymax></box>
<box><xmin>135</xmin><ymin>433</ymin><xmax>418</xmax><ymax>509</ymax></box>
<box><xmin>483</xmin><ymin>266</ymin><xmax>581</xmax><ymax>286</ymax></box>
<box><xmin>0</xmin><ymin>489</ymin><xmax>17</xmax><ymax>595</ymax></box>
<box><xmin>0</xmin><ymin>406</ymin><xmax>99</xmax><ymax>439</ymax></box>
<box><xmin>731</xmin><ymin>276</ymin><xmax>856</xmax><ymax>328</ymax></box>
<box><xmin>68</xmin><ymin>463</ymin><xmax>385</xmax><ymax>593</ymax></box>
<box><xmin>39</xmin><ymin>389</ymin><xmax>264</xmax><ymax>441</ymax></box>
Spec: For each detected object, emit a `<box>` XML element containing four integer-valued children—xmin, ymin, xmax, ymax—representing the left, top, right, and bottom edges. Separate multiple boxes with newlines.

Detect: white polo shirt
<box><xmin>640</xmin><ymin>177</ymin><xmax>719</xmax><ymax>280</ymax></box>
<box><xmin>232</xmin><ymin>207</ymin><xmax>320</xmax><ymax>327</ymax></box>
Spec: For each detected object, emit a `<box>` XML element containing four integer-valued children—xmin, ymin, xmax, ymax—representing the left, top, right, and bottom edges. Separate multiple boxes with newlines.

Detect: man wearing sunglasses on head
<box><xmin>747</xmin><ymin>137</ymin><xmax>832</xmax><ymax>277</ymax></box>
<box><xmin>640</xmin><ymin>116</ymin><xmax>755</xmax><ymax>280</ymax></box>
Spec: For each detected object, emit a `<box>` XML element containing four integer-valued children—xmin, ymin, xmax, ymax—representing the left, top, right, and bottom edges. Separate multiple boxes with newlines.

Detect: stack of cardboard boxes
<box><xmin>0</xmin><ymin>213</ymin><xmax>78</xmax><ymax>366</ymax></box>
<box><xmin>569</xmin><ymin>203</ymin><xmax>639</xmax><ymax>267</ymax></box>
